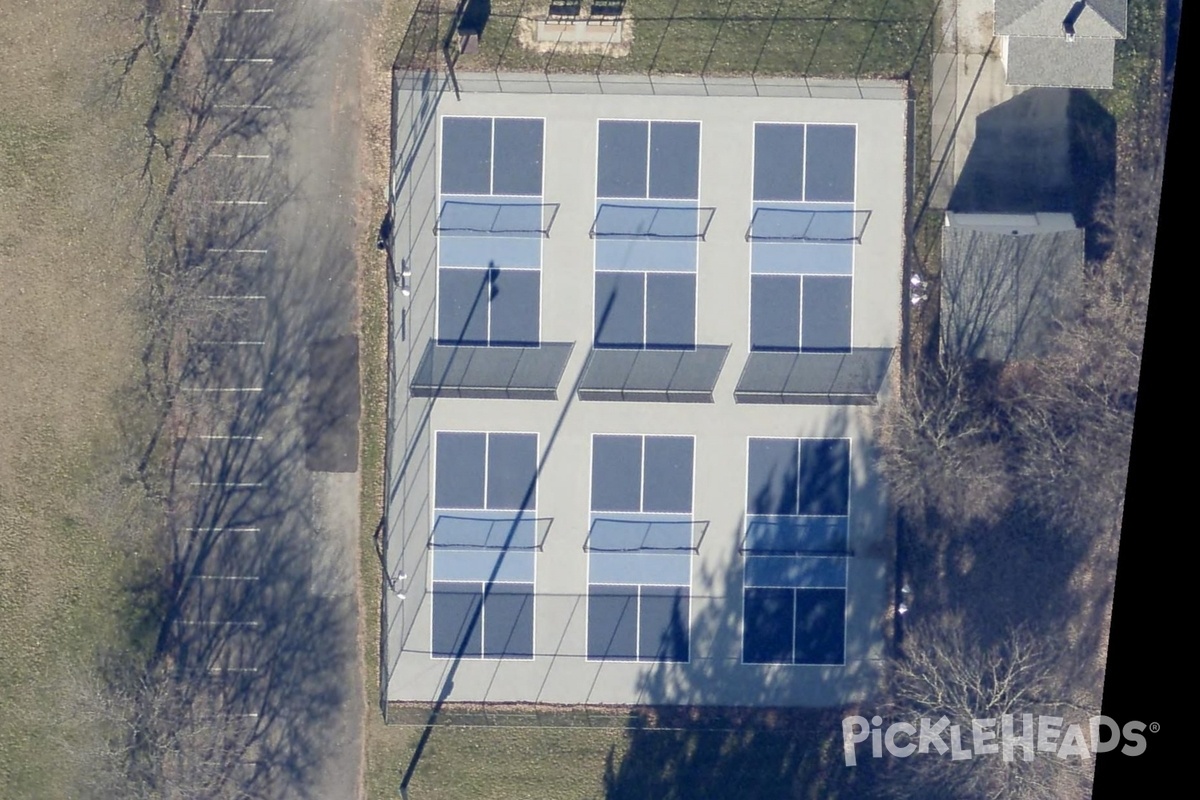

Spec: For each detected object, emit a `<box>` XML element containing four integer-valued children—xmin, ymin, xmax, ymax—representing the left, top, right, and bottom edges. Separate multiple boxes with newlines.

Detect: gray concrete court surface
<box><xmin>384</xmin><ymin>76</ymin><xmax>905</xmax><ymax>708</ymax></box>
<box><xmin>171</xmin><ymin>0</ymin><xmax>377</xmax><ymax>797</ymax></box>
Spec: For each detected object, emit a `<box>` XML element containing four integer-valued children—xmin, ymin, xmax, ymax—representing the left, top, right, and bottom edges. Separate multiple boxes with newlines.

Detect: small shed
<box><xmin>939</xmin><ymin>212</ymin><xmax>1084</xmax><ymax>362</ymax></box>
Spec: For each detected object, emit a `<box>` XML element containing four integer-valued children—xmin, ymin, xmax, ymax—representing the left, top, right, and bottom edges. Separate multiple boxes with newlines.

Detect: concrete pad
<box><xmin>310</xmin><ymin>472</ymin><xmax>361</xmax><ymax>598</ymax></box>
<box><xmin>928</xmin><ymin>1</ymin><xmax>1026</xmax><ymax>210</ymax></box>
<box><xmin>929</xmin><ymin>52</ymin><xmax>958</xmax><ymax>208</ymax></box>
<box><xmin>304</xmin><ymin>335</ymin><xmax>361</xmax><ymax>472</ymax></box>
<box><xmin>957</xmin><ymin>0</ymin><xmax>999</xmax><ymax>54</ymax></box>
<box><xmin>387</xmin><ymin>75</ymin><xmax>904</xmax><ymax>708</ymax></box>
<box><xmin>951</xmin><ymin>87</ymin><xmax>1081</xmax><ymax>213</ymax></box>
<box><xmin>954</xmin><ymin>53</ymin><xmax>1015</xmax><ymax>183</ymax></box>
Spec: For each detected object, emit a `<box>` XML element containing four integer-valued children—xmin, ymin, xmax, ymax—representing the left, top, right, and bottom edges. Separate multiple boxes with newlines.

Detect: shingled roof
<box><xmin>940</xmin><ymin>220</ymin><xmax>1084</xmax><ymax>362</ymax></box>
<box><xmin>996</xmin><ymin>0</ymin><xmax>1128</xmax><ymax>88</ymax></box>
<box><xmin>996</xmin><ymin>0</ymin><xmax>1128</xmax><ymax>38</ymax></box>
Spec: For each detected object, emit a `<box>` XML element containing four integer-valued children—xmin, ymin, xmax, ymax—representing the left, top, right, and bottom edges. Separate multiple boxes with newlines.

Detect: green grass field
<box><xmin>1104</xmin><ymin>0</ymin><xmax>1167</xmax><ymax>122</ymax></box>
<box><xmin>453</xmin><ymin>0</ymin><xmax>940</xmax><ymax>79</ymax></box>
<box><xmin>366</xmin><ymin>713</ymin><xmax>885</xmax><ymax>799</ymax></box>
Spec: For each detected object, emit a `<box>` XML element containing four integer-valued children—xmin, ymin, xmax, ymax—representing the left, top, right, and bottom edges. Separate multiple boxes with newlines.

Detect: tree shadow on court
<box><xmin>602</xmin><ymin>409</ymin><xmax>896</xmax><ymax>800</ymax></box>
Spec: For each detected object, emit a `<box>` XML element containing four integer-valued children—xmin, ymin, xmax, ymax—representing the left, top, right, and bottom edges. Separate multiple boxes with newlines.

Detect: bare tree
<box><xmin>882</xmin><ymin>54</ymin><xmax>1158</xmax><ymax>536</ymax></box>
<box><xmin>992</xmin><ymin>115</ymin><xmax>1155</xmax><ymax>539</ymax></box>
<box><xmin>69</xmin><ymin>3</ymin><xmax>343</xmax><ymax>798</ymax></box>
<box><xmin>884</xmin><ymin>619</ymin><xmax>1094</xmax><ymax>800</ymax></box>
<box><xmin>876</xmin><ymin>359</ymin><xmax>1012</xmax><ymax>526</ymax></box>
<box><xmin>58</xmin><ymin>659</ymin><xmax>259</xmax><ymax>800</ymax></box>
<box><xmin>995</xmin><ymin>259</ymin><xmax>1143</xmax><ymax>540</ymax></box>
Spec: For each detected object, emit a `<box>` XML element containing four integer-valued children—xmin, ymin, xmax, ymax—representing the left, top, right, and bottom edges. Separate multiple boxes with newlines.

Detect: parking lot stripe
<box><xmin>190</xmin><ymin>481</ymin><xmax>264</xmax><ymax>488</ymax></box>
<box><xmin>196</xmin><ymin>341</ymin><xmax>266</xmax><ymax>345</ymax></box>
<box><xmin>180</xmin><ymin>387</ymin><xmax>264</xmax><ymax>392</ymax></box>
<box><xmin>184</xmin><ymin>7</ymin><xmax>275</xmax><ymax>13</ymax></box>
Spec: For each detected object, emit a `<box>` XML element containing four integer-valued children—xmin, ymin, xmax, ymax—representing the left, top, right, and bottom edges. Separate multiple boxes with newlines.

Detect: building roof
<box><xmin>1005</xmin><ymin>35</ymin><xmax>1117</xmax><ymax>88</ymax></box>
<box><xmin>997</xmin><ymin>1</ymin><xmax>1126</xmax><ymax>88</ymax></box>
<box><xmin>996</xmin><ymin>0</ymin><xmax>1127</xmax><ymax>39</ymax></box>
<box><xmin>940</xmin><ymin>223</ymin><xmax>1084</xmax><ymax>362</ymax></box>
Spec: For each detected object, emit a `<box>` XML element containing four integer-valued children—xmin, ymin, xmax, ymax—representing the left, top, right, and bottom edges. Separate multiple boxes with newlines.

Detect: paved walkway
<box><xmin>928</xmin><ymin>0</ymin><xmax>1024</xmax><ymax>209</ymax></box>
<box><xmin>180</xmin><ymin>0</ymin><xmax>383</xmax><ymax>797</ymax></box>
<box><xmin>281</xmin><ymin>0</ymin><xmax>382</xmax><ymax>796</ymax></box>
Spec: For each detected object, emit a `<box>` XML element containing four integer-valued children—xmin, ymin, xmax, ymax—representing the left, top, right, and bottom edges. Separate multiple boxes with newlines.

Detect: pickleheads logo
<box><xmin>842</xmin><ymin>714</ymin><xmax>1155</xmax><ymax>766</ymax></box>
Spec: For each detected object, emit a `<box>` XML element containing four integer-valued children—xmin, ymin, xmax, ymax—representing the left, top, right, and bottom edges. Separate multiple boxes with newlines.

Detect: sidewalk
<box><xmin>928</xmin><ymin>0</ymin><xmax>1024</xmax><ymax>209</ymax></box>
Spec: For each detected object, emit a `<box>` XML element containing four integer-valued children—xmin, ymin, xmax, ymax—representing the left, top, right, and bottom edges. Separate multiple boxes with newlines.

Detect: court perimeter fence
<box><xmin>383</xmin><ymin>0</ymin><xmax>954</xmax><ymax>724</ymax></box>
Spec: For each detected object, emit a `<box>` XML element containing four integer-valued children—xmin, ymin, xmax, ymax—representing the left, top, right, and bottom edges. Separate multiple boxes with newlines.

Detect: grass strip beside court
<box><xmin>451</xmin><ymin>0</ymin><xmax>939</xmax><ymax>79</ymax></box>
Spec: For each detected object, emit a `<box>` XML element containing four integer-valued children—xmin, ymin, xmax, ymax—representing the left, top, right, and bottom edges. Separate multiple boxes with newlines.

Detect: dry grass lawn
<box><xmin>0</xmin><ymin>1</ymin><xmax>164</xmax><ymax>794</ymax></box>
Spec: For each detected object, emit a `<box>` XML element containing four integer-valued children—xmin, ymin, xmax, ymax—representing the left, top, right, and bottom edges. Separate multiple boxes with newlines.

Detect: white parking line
<box><xmin>191</xmin><ymin>481</ymin><xmax>264</xmax><ymax>488</ymax></box>
<box><xmin>198</xmin><ymin>575</ymin><xmax>261</xmax><ymax>581</ymax></box>
<box><xmin>178</xmin><ymin>620</ymin><xmax>261</xmax><ymax>627</ymax></box>
<box><xmin>187</xmin><ymin>527</ymin><xmax>261</xmax><ymax>535</ymax></box>
<box><xmin>205</xmin><ymin>294</ymin><xmax>266</xmax><ymax>300</ymax></box>
<box><xmin>184</xmin><ymin>6</ymin><xmax>275</xmax><ymax>13</ymax></box>
<box><xmin>180</xmin><ymin>387</ymin><xmax>264</xmax><ymax>393</ymax></box>
<box><xmin>197</xmin><ymin>340</ymin><xmax>266</xmax><ymax>346</ymax></box>
<box><xmin>198</xmin><ymin>434</ymin><xmax>265</xmax><ymax>441</ymax></box>
<box><xmin>207</xmin><ymin>248</ymin><xmax>268</xmax><ymax>254</ymax></box>
<box><xmin>220</xmin><ymin>58</ymin><xmax>275</xmax><ymax>64</ymax></box>
<box><xmin>211</xmin><ymin>200</ymin><xmax>269</xmax><ymax>206</ymax></box>
<box><xmin>208</xmin><ymin>667</ymin><xmax>261</xmax><ymax>674</ymax></box>
<box><xmin>211</xmin><ymin>153</ymin><xmax>271</xmax><ymax>160</ymax></box>
<box><xmin>215</xmin><ymin>104</ymin><xmax>273</xmax><ymax>110</ymax></box>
